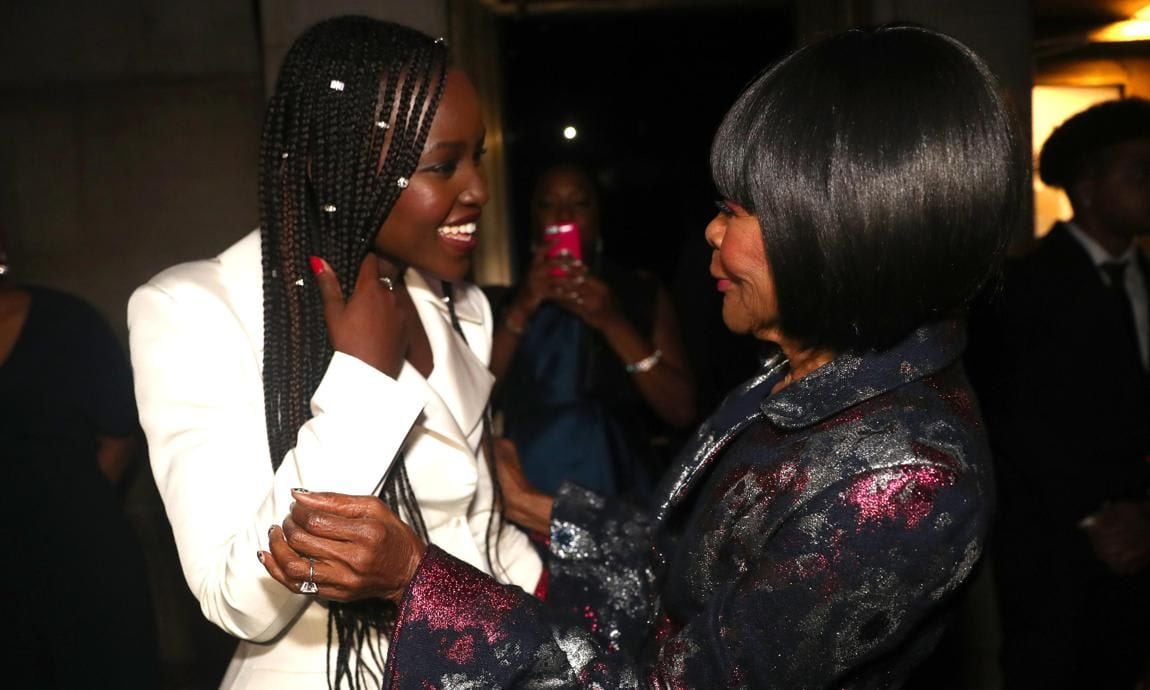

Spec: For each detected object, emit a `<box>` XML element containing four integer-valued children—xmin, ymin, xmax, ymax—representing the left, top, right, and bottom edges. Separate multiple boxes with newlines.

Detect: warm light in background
<box><xmin>1089</xmin><ymin>3</ymin><xmax>1150</xmax><ymax>42</ymax></box>
<box><xmin>562</xmin><ymin>125</ymin><xmax>577</xmax><ymax>140</ymax></box>
<box><xmin>1032</xmin><ymin>84</ymin><xmax>1123</xmax><ymax>238</ymax></box>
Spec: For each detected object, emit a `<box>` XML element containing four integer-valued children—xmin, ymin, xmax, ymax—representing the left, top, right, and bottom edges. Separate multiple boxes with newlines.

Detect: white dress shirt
<box><xmin>1065</xmin><ymin>221</ymin><xmax>1149</xmax><ymax>370</ymax></box>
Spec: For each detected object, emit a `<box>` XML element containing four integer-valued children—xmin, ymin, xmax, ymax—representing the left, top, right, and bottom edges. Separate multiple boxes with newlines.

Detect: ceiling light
<box><xmin>1090</xmin><ymin>3</ymin><xmax>1150</xmax><ymax>41</ymax></box>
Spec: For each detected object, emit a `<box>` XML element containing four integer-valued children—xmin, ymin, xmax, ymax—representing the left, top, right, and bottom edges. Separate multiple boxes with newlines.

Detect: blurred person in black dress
<box><xmin>0</xmin><ymin>226</ymin><xmax>158</xmax><ymax>688</ymax></box>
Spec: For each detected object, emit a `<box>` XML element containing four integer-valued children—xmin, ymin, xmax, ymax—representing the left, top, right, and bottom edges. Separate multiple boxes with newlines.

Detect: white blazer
<box><xmin>128</xmin><ymin>231</ymin><xmax>542</xmax><ymax>690</ymax></box>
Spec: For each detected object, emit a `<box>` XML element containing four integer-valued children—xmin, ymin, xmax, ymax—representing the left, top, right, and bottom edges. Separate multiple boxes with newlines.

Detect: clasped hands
<box><xmin>258</xmin><ymin>489</ymin><xmax>426</xmax><ymax>604</ymax></box>
<box><xmin>258</xmin><ymin>441</ymin><xmax>551</xmax><ymax>603</ymax></box>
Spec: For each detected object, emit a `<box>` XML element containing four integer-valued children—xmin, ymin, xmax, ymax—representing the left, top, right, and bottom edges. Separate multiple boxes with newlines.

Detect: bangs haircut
<box><xmin>711</xmin><ymin>24</ymin><xmax>1025</xmax><ymax>352</ymax></box>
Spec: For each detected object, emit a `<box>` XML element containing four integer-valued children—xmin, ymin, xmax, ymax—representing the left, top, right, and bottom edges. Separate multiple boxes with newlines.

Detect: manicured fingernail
<box><xmin>268</xmin><ymin>525</ymin><xmax>275</xmax><ymax>538</ymax></box>
<box><xmin>257</xmin><ymin>551</ymin><xmax>265</xmax><ymax>563</ymax></box>
<box><xmin>309</xmin><ymin>256</ymin><xmax>324</xmax><ymax>275</ymax></box>
<box><xmin>292</xmin><ymin>487</ymin><xmax>310</xmax><ymax>494</ymax></box>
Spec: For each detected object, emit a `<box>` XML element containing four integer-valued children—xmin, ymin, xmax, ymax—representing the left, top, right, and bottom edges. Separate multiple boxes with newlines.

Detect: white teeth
<box><xmin>437</xmin><ymin>222</ymin><xmax>477</xmax><ymax>239</ymax></box>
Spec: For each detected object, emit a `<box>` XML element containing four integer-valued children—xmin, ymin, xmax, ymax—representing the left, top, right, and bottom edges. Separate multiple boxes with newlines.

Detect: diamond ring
<box><xmin>300</xmin><ymin>558</ymin><xmax>318</xmax><ymax>594</ymax></box>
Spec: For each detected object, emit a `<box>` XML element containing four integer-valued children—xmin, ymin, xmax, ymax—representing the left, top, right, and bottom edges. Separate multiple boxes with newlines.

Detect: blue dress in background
<box><xmin>497</xmin><ymin>260</ymin><xmax>659</xmax><ymax>498</ymax></box>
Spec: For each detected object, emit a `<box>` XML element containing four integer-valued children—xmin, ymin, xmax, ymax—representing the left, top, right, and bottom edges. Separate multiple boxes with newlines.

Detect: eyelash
<box><xmin>421</xmin><ymin>147</ymin><xmax>486</xmax><ymax>176</ymax></box>
<box><xmin>714</xmin><ymin>200</ymin><xmax>735</xmax><ymax>217</ymax></box>
<box><xmin>425</xmin><ymin>162</ymin><xmax>457</xmax><ymax>175</ymax></box>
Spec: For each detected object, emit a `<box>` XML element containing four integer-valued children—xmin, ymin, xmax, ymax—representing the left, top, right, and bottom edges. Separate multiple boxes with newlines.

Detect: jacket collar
<box><xmin>760</xmin><ymin>319</ymin><xmax>966</xmax><ymax>430</ymax></box>
<box><xmin>403</xmin><ymin>269</ymin><xmax>485</xmax><ymax>325</ymax></box>
<box><xmin>652</xmin><ymin>319</ymin><xmax>965</xmax><ymax>531</ymax></box>
<box><xmin>402</xmin><ymin>269</ymin><xmax>493</xmax><ymax>450</ymax></box>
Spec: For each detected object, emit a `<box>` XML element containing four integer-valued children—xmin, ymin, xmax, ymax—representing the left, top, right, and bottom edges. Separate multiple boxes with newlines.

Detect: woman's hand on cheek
<box><xmin>259</xmin><ymin>489</ymin><xmax>427</xmax><ymax>604</ymax></box>
<box><xmin>311</xmin><ymin>255</ymin><xmax>408</xmax><ymax>377</ymax></box>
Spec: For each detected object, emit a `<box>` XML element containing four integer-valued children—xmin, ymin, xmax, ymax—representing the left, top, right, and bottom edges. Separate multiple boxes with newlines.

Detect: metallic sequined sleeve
<box><xmin>545</xmin><ymin>483</ymin><xmax>659</xmax><ymax>658</ymax></box>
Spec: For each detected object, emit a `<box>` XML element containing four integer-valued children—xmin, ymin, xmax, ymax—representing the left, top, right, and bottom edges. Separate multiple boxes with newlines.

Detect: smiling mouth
<box><xmin>437</xmin><ymin>222</ymin><xmax>477</xmax><ymax>242</ymax></box>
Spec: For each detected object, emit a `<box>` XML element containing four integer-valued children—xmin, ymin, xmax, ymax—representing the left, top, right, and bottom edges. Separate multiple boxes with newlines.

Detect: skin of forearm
<box><xmin>598</xmin><ymin>316</ymin><xmax>696</xmax><ymax>428</ymax></box>
<box><xmin>507</xmin><ymin>491</ymin><xmax>553</xmax><ymax>536</ymax></box>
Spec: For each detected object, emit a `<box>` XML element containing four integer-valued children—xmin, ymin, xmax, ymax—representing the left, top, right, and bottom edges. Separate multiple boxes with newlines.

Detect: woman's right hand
<box><xmin>511</xmin><ymin>243</ymin><xmax>563</xmax><ymax>319</ymax></box>
<box><xmin>311</xmin><ymin>254</ymin><xmax>407</xmax><ymax>378</ymax></box>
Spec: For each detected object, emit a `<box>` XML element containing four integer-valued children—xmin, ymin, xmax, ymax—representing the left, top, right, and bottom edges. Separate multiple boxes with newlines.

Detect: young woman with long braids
<box><xmin>128</xmin><ymin>17</ymin><xmax>541</xmax><ymax>690</ymax></box>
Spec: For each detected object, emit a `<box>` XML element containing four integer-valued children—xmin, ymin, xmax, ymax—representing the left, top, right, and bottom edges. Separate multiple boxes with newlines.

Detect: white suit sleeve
<box><xmin>128</xmin><ymin>275</ymin><xmax>427</xmax><ymax>641</ymax></box>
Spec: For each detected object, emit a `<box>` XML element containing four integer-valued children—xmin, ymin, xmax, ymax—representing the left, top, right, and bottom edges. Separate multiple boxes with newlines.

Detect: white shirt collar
<box><xmin>1063</xmin><ymin>221</ymin><xmax>1137</xmax><ymax>267</ymax></box>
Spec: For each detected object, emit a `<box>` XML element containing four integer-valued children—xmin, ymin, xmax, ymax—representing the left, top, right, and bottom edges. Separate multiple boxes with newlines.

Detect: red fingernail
<box><xmin>309</xmin><ymin>256</ymin><xmax>324</xmax><ymax>275</ymax></box>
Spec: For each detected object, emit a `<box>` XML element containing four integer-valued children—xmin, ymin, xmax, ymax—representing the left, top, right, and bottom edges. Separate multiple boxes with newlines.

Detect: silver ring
<box><xmin>300</xmin><ymin>558</ymin><xmax>318</xmax><ymax>594</ymax></box>
<box><xmin>378</xmin><ymin>276</ymin><xmax>394</xmax><ymax>292</ymax></box>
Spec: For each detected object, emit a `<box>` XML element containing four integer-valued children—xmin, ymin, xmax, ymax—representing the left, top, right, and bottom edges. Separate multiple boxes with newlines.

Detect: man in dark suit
<box><xmin>977</xmin><ymin>97</ymin><xmax>1150</xmax><ymax>689</ymax></box>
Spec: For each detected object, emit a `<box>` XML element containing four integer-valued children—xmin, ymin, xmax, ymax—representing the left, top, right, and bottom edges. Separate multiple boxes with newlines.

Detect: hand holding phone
<box><xmin>543</xmin><ymin>222</ymin><xmax>582</xmax><ymax>276</ymax></box>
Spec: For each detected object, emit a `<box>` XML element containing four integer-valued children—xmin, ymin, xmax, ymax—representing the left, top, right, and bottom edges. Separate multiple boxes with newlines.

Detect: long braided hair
<box><xmin>257</xmin><ymin>16</ymin><xmax>498</xmax><ymax>689</ymax></box>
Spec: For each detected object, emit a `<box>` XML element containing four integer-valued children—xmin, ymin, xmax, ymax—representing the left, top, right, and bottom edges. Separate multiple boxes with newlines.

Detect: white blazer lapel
<box><xmin>404</xmin><ymin>271</ymin><xmax>494</xmax><ymax>453</ymax></box>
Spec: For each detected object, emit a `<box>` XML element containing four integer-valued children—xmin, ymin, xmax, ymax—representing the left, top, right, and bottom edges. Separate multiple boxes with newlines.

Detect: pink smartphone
<box><xmin>544</xmin><ymin>222</ymin><xmax>582</xmax><ymax>276</ymax></box>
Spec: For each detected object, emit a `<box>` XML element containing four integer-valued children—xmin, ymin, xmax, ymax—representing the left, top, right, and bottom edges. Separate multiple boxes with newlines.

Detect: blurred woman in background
<box><xmin>491</xmin><ymin>163</ymin><xmax>695</xmax><ymax>497</ymax></box>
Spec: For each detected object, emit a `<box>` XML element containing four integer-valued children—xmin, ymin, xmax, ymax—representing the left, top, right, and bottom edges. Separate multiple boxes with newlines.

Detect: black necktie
<box><xmin>1100</xmin><ymin>260</ymin><xmax>1142</xmax><ymax>365</ymax></box>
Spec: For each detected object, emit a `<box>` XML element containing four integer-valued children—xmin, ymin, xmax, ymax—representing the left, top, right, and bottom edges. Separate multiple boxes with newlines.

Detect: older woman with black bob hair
<box><xmin>261</xmin><ymin>24</ymin><xmax>1023</xmax><ymax>688</ymax></box>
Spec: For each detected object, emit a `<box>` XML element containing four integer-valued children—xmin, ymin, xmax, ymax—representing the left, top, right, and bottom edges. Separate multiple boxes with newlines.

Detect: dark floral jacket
<box><xmin>383</xmin><ymin>320</ymin><xmax>992</xmax><ymax>689</ymax></box>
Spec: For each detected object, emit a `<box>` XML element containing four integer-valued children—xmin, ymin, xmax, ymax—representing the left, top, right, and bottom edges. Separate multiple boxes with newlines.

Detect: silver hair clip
<box><xmin>376</xmin><ymin>120</ymin><xmax>389</xmax><ymax>130</ymax></box>
<box><xmin>396</xmin><ymin>177</ymin><xmax>409</xmax><ymax>189</ymax></box>
<box><xmin>434</xmin><ymin>37</ymin><xmax>447</xmax><ymax>46</ymax></box>
<box><xmin>293</xmin><ymin>277</ymin><xmax>304</xmax><ymax>287</ymax></box>
<box><xmin>329</xmin><ymin>79</ymin><xmax>345</xmax><ymax>91</ymax></box>
<box><xmin>322</xmin><ymin>204</ymin><xmax>337</xmax><ymax>213</ymax></box>
<box><xmin>281</xmin><ymin>152</ymin><xmax>289</xmax><ymax>159</ymax></box>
